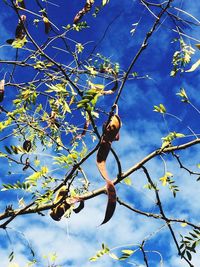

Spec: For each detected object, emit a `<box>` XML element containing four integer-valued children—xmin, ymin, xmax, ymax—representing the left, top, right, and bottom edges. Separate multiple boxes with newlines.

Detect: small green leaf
<box><xmin>181</xmin><ymin>223</ymin><xmax>188</xmax><ymax>227</ymax></box>
<box><xmin>5</xmin><ymin>146</ymin><xmax>12</xmax><ymax>154</ymax></box>
<box><xmin>153</xmin><ymin>104</ymin><xmax>166</xmax><ymax>113</ymax></box>
<box><xmin>123</xmin><ymin>177</ymin><xmax>132</xmax><ymax>186</ymax></box>
<box><xmin>186</xmin><ymin>250</ymin><xmax>192</xmax><ymax>261</ymax></box>
<box><xmin>118</xmin><ymin>249</ymin><xmax>135</xmax><ymax>260</ymax></box>
<box><xmin>12</xmin><ymin>36</ymin><xmax>27</xmax><ymax>48</ymax></box>
<box><xmin>9</xmin><ymin>251</ymin><xmax>14</xmax><ymax>262</ymax></box>
<box><xmin>76</xmin><ymin>43</ymin><xmax>84</xmax><ymax>53</ymax></box>
<box><xmin>109</xmin><ymin>253</ymin><xmax>119</xmax><ymax>260</ymax></box>
<box><xmin>89</xmin><ymin>243</ymin><xmax>110</xmax><ymax>262</ymax></box>
<box><xmin>121</xmin><ymin>249</ymin><xmax>134</xmax><ymax>255</ymax></box>
<box><xmin>102</xmin><ymin>0</ymin><xmax>109</xmax><ymax>6</ymax></box>
<box><xmin>185</xmin><ymin>59</ymin><xmax>200</xmax><ymax>72</ymax></box>
<box><xmin>176</xmin><ymin>88</ymin><xmax>189</xmax><ymax>102</ymax></box>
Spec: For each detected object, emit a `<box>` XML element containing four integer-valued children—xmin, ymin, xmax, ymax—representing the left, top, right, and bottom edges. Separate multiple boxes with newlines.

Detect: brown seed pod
<box><xmin>43</xmin><ymin>13</ymin><xmax>51</xmax><ymax>34</ymax></box>
<box><xmin>97</xmin><ymin>114</ymin><xmax>122</xmax><ymax>225</ymax></box>
<box><xmin>23</xmin><ymin>140</ymin><xmax>31</xmax><ymax>152</ymax></box>
<box><xmin>50</xmin><ymin>186</ymin><xmax>71</xmax><ymax>221</ymax></box>
<box><xmin>73</xmin><ymin>0</ymin><xmax>94</xmax><ymax>24</ymax></box>
<box><xmin>15</xmin><ymin>15</ymin><xmax>26</xmax><ymax>39</ymax></box>
<box><xmin>0</xmin><ymin>79</ymin><xmax>5</xmax><ymax>102</ymax></box>
<box><xmin>50</xmin><ymin>203</ymin><xmax>71</xmax><ymax>221</ymax></box>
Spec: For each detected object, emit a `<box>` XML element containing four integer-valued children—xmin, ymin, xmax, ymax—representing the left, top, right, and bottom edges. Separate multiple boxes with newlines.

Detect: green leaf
<box><xmin>176</xmin><ymin>88</ymin><xmax>189</xmax><ymax>102</ymax></box>
<box><xmin>9</xmin><ymin>251</ymin><xmax>14</xmax><ymax>262</ymax></box>
<box><xmin>153</xmin><ymin>104</ymin><xmax>166</xmax><ymax>113</ymax></box>
<box><xmin>25</xmin><ymin>166</ymin><xmax>48</xmax><ymax>186</ymax></box>
<box><xmin>76</xmin><ymin>43</ymin><xmax>84</xmax><ymax>53</ymax></box>
<box><xmin>175</xmin><ymin>133</ymin><xmax>185</xmax><ymax>138</ymax></box>
<box><xmin>62</xmin><ymin>101</ymin><xmax>71</xmax><ymax>114</ymax></box>
<box><xmin>186</xmin><ymin>250</ymin><xmax>192</xmax><ymax>261</ymax></box>
<box><xmin>185</xmin><ymin>59</ymin><xmax>200</xmax><ymax>72</ymax></box>
<box><xmin>118</xmin><ymin>249</ymin><xmax>135</xmax><ymax>260</ymax></box>
<box><xmin>12</xmin><ymin>36</ymin><xmax>27</xmax><ymax>48</ymax></box>
<box><xmin>5</xmin><ymin>146</ymin><xmax>12</xmax><ymax>154</ymax></box>
<box><xmin>181</xmin><ymin>223</ymin><xmax>188</xmax><ymax>227</ymax></box>
<box><xmin>109</xmin><ymin>253</ymin><xmax>119</xmax><ymax>260</ymax></box>
<box><xmin>102</xmin><ymin>0</ymin><xmax>109</xmax><ymax>6</ymax></box>
<box><xmin>89</xmin><ymin>243</ymin><xmax>110</xmax><ymax>262</ymax></box>
<box><xmin>1</xmin><ymin>181</ymin><xmax>31</xmax><ymax>191</ymax></box>
<box><xmin>123</xmin><ymin>177</ymin><xmax>132</xmax><ymax>186</ymax></box>
<box><xmin>45</xmin><ymin>83</ymin><xmax>66</xmax><ymax>93</ymax></box>
<box><xmin>121</xmin><ymin>249</ymin><xmax>134</xmax><ymax>255</ymax></box>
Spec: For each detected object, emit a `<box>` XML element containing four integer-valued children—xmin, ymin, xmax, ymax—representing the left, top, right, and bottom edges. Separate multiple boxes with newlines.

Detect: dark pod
<box><xmin>0</xmin><ymin>79</ymin><xmax>5</xmax><ymax>102</ymax></box>
<box><xmin>23</xmin><ymin>140</ymin><xmax>31</xmax><ymax>152</ymax></box>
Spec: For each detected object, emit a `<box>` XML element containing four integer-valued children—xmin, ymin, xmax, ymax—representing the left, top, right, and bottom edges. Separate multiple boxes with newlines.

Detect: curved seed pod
<box><xmin>73</xmin><ymin>201</ymin><xmax>84</xmax><ymax>213</ymax></box>
<box><xmin>73</xmin><ymin>0</ymin><xmax>95</xmax><ymax>24</ymax></box>
<box><xmin>97</xmin><ymin>114</ymin><xmax>121</xmax><ymax>225</ymax></box>
<box><xmin>0</xmin><ymin>79</ymin><xmax>5</xmax><ymax>102</ymax></box>
<box><xmin>101</xmin><ymin>180</ymin><xmax>116</xmax><ymax>225</ymax></box>
<box><xmin>23</xmin><ymin>140</ymin><xmax>31</xmax><ymax>152</ymax></box>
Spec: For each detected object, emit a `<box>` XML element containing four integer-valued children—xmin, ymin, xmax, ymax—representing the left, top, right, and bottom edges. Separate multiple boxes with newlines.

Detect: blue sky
<box><xmin>1</xmin><ymin>0</ymin><xmax>200</xmax><ymax>267</ymax></box>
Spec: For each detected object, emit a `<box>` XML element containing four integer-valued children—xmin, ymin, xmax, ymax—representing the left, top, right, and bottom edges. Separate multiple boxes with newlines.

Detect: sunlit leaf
<box><xmin>123</xmin><ymin>177</ymin><xmax>132</xmax><ymax>186</ymax></box>
<box><xmin>84</xmin><ymin>66</ymin><xmax>98</xmax><ymax>76</ymax></box>
<box><xmin>102</xmin><ymin>0</ymin><xmax>109</xmax><ymax>6</ymax></box>
<box><xmin>109</xmin><ymin>253</ymin><xmax>119</xmax><ymax>260</ymax></box>
<box><xmin>181</xmin><ymin>223</ymin><xmax>188</xmax><ymax>227</ymax></box>
<box><xmin>185</xmin><ymin>59</ymin><xmax>200</xmax><ymax>72</ymax></box>
<box><xmin>76</xmin><ymin>43</ymin><xmax>84</xmax><ymax>53</ymax></box>
<box><xmin>153</xmin><ymin>104</ymin><xmax>166</xmax><ymax>113</ymax></box>
<box><xmin>89</xmin><ymin>243</ymin><xmax>110</xmax><ymax>261</ymax></box>
<box><xmin>12</xmin><ymin>36</ymin><xmax>27</xmax><ymax>48</ymax></box>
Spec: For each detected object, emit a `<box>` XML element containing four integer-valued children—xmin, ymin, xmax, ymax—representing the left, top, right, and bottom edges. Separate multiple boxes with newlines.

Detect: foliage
<box><xmin>0</xmin><ymin>1</ymin><xmax>200</xmax><ymax>267</ymax></box>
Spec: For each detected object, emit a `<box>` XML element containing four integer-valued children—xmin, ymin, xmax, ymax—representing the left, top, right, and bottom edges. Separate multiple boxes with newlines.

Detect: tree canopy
<box><xmin>1</xmin><ymin>0</ymin><xmax>200</xmax><ymax>266</ymax></box>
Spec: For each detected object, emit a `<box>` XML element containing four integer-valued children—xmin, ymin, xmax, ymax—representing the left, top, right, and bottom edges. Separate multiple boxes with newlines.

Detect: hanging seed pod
<box><xmin>50</xmin><ymin>186</ymin><xmax>70</xmax><ymax>221</ymax></box>
<box><xmin>43</xmin><ymin>13</ymin><xmax>51</xmax><ymax>34</ymax></box>
<box><xmin>23</xmin><ymin>140</ymin><xmax>31</xmax><ymax>152</ymax></box>
<box><xmin>15</xmin><ymin>15</ymin><xmax>26</xmax><ymax>39</ymax></box>
<box><xmin>73</xmin><ymin>0</ymin><xmax>94</xmax><ymax>24</ymax></box>
<box><xmin>0</xmin><ymin>79</ymin><xmax>5</xmax><ymax>102</ymax></box>
<box><xmin>73</xmin><ymin>201</ymin><xmax>84</xmax><ymax>213</ymax></box>
<box><xmin>96</xmin><ymin>113</ymin><xmax>122</xmax><ymax>225</ymax></box>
